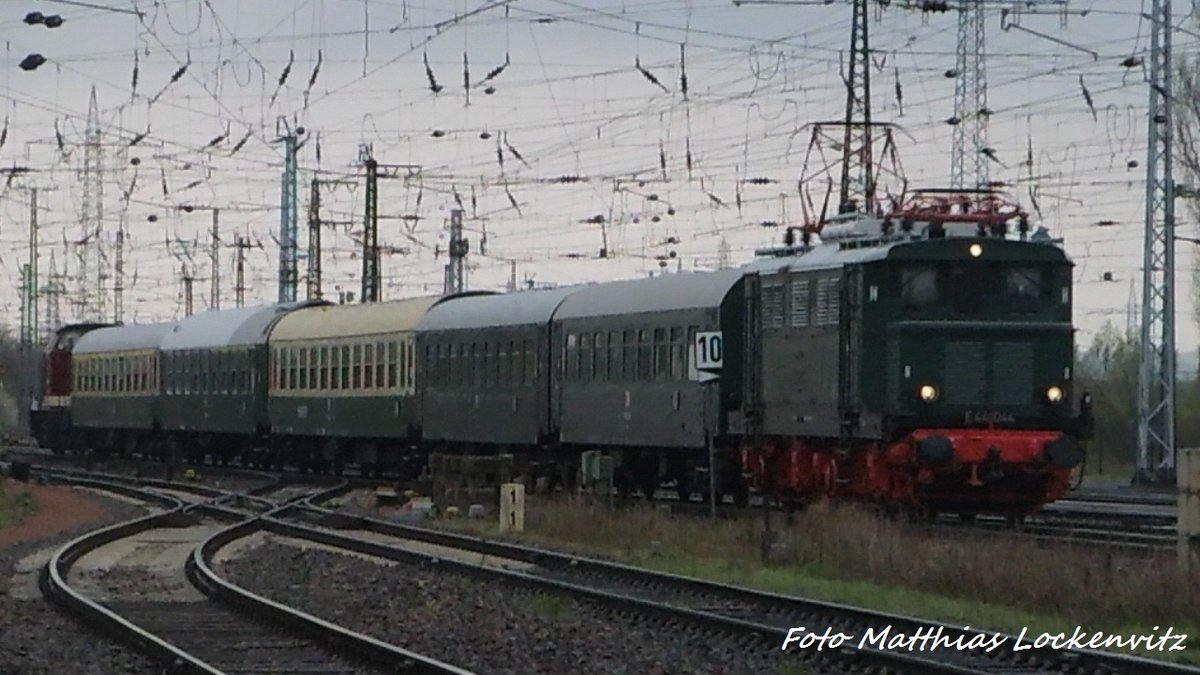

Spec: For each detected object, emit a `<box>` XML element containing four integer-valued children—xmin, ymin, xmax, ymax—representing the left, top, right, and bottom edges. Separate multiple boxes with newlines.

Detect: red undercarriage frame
<box><xmin>740</xmin><ymin>428</ymin><xmax>1073</xmax><ymax>515</ymax></box>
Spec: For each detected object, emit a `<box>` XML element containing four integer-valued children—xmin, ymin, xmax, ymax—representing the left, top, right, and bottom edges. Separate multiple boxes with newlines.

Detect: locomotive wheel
<box><xmin>958</xmin><ymin>512</ymin><xmax>977</xmax><ymax>525</ymax></box>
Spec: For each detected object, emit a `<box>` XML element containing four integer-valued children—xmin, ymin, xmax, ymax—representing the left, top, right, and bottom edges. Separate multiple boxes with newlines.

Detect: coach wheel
<box><xmin>730</xmin><ymin>482</ymin><xmax>749</xmax><ymax>508</ymax></box>
<box><xmin>675</xmin><ymin>472</ymin><xmax>691</xmax><ymax>502</ymax></box>
<box><xmin>639</xmin><ymin>467</ymin><xmax>659</xmax><ymax>501</ymax></box>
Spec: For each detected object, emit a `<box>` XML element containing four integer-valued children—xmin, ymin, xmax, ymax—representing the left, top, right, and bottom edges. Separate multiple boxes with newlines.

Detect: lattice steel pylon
<box><xmin>360</xmin><ymin>144</ymin><xmax>380</xmax><ymax>303</ymax></box>
<box><xmin>1137</xmin><ymin>0</ymin><xmax>1176</xmax><ymax>483</ymax></box>
<box><xmin>950</xmin><ymin>0</ymin><xmax>988</xmax><ymax>189</ymax></box>
<box><xmin>278</xmin><ymin>132</ymin><xmax>300</xmax><ymax>303</ymax></box>
<box><xmin>838</xmin><ymin>0</ymin><xmax>874</xmax><ymax>214</ymax></box>
<box><xmin>79</xmin><ymin>85</ymin><xmax>106</xmax><ymax>323</ymax></box>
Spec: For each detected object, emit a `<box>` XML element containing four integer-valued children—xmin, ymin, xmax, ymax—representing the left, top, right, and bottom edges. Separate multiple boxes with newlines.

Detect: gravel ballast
<box><xmin>0</xmin><ymin>484</ymin><xmax>159</xmax><ymax>675</ymax></box>
<box><xmin>219</xmin><ymin>536</ymin><xmax>794</xmax><ymax>675</ymax></box>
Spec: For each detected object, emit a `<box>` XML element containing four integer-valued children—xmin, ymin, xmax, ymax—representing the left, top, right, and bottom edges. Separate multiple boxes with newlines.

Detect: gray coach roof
<box><xmin>74</xmin><ymin>322</ymin><xmax>175</xmax><ymax>355</ymax></box>
<box><xmin>554</xmin><ymin>269</ymin><xmax>748</xmax><ymax>320</ymax></box>
<box><xmin>418</xmin><ymin>287</ymin><xmax>578</xmax><ymax>331</ymax></box>
<box><xmin>161</xmin><ymin>301</ymin><xmax>324</xmax><ymax>351</ymax></box>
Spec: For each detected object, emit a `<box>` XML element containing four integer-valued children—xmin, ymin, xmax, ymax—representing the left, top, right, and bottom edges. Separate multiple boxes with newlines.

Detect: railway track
<box><xmin>260</xmin><ymin>488</ymin><xmax>1197</xmax><ymax>675</ymax></box>
<box><xmin>23</xmin><ymin>465</ymin><xmax>1200</xmax><ymax>674</ymax></box>
<box><xmin>9</xmin><ymin>446</ymin><xmax>1185</xmax><ymax>553</ymax></box>
<box><xmin>35</xmin><ymin>471</ymin><xmax>472</xmax><ymax>675</ymax></box>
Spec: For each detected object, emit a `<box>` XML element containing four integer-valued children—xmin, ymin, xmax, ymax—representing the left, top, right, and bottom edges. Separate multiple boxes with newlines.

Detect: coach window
<box><xmin>497</xmin><ymin>341</ymin><xmax>508</xmax><ymax>386</ymax></box>
<box><xmin>423</xmin><ymin>344</ymin><xmax>432</xmax><ymax>384</ymax></box>
<box><xmin>348</xmin><ymin>344</ymin><xmax>359</xmax><ymax>389</ymax></box>
<box><xmin>315</xmin><ymin>347</ymin><xmax>326</xmax><ymax>390</ymax></box>
<box><xmin>604</xmin><ymin>331</ymin><xmax>617</xmax><ymax>381</ymax></box>
<box><xmin>406</xmin><ymin>343</ymin><xmax>414</xmax><ymax>387</ymax></box>
<box><xmin>452</xmin><ymin>344</ymin><xmax>462</xmax><ymax>387</ymax></box>
<box><xmin>328</xmin><ymin>347</ymin><xmax>339</xmax><ymax>391</ymax></box>
<box><xmin>579</xmin><ymin>334</ymin><xmax>591</xmax><ymax>383</ymax></box>
<box><xmin>320</xmin><ymin>347</ymin><xmax>329</xmax><ymax>391</ymax></box>
<box><xmin>307</xmin><ymin>348</ymin><xmax>316</xmax><ymax>391</ymax></box>
<box><xmin>670</xmin><ymin>327</ymin><xmax>684</xmax><ymax>380</ymax></box>
<box><xmin>398</xmin><ymin>341</ymin><xmax>408</xmax><ymax>389</ymax></box>
<box><xmin>638</xmin><ymin>330</ymin><xmax>653</xmax><ymax>381</ymax></box>
<box><xmin>654</xmin><ymin>328</ymin><xmax>669</xmax><ymax>380</ymax></box>
<box><xmin>464</xmin><ymin>343</ymin><xmax>474</xmax><ymax>387</ymax></box>
<box><xmin>373</xmin><ymin>343</ymin><xmax>384</xmax><ymax>389</ymax></box>
<box><xmin>590</xmin><ymin>333</ymin><xmax>601</xmax><ymax>382</ymax></box>
<box><xmin>214</xmin><ymin>353</ymin><xmax>223</xmax><ymax>394</ymax></box>
<box><xmin>493</xmin><ymin>341</ymin><xmax>503</xmax><ymax>385</ymax></box>
<box><xmin>336</xmin><ymin>346</ymin><xmax>346</xmax><ymax>389</ymax></box>
<box><xmin>388</xmin><ymin>342</ymin><xmax>399</xmax><ymax>389</ymax></box>
<box><xmin>297</xmin><ymin>349</ymin><xmax>308</xmax><ymax>390</ymax></box>
<box><xmin>515</xmin><ymin>340</ymin><xmax>526</xmax><ymax>385</ymax></box>
<box><xmin>480</xmin><ymin>342</ymin><xmax>490</xmax><ymax>387</ymax></box>
<box><xmin>620</xmin><ymin>331</ymin><xmax>634</xmax><ymax>381</ymax></box>
<box><xmin>364</xmin><ymin>344</ymin><xmax>375</xmax><ymax>389</ymax></box>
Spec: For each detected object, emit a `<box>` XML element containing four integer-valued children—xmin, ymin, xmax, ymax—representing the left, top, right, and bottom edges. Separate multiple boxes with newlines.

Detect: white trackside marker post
<box><xmin>1179</xmin><ymin>449</ymin><xmax>1199</xmax><ymax>572</ymax></box>
<box><xmin>694</xmin><ymin>331</ymin><xmax>723</xmax><ymax>519</ymax></box>
<box><xmin>500</xmin><ymin>482</ymin><xmax>525</xmax><ymax>533</ymax></box>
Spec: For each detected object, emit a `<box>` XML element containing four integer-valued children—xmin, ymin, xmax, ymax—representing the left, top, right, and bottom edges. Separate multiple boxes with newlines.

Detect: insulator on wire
<box><xmin>424</xmin><ymin>52</ymin><xmax>443</xmax><ymax>93</ymax></box>
<box><xmin>230</xmin><ymin>130</ymin><xmax>251</xmax><ymax>155</ymax></box>
<box><xmin>308</xmin><ymin>50</ymin><xmax>323</xmax><ymax>90</ymax></box>
<box><xmin>269</xmin><ymin>50</ymin><xmax>295</xmax><ymax>106</ymax></box>
<box><xmin>480</xmin><ymin>53</ymin><xmax>510</xmax><ymax>85</ymax></box>
<box><xmin>504</xmin><ymin>134</ymin><xmax>529</xmax><ymax>167</ymax></box>
<box><xmin>1079</xmin><ymin>75</ymin><xmax>1096</xmax><ymax>121</ymax></box>
<box><xmin>679</xmin><ymin>44</ymin><xmax>688</xmax><ymax>99</ymax></box>
<box><xmin>635</xmin><ymin>58</ymin><xmax>669</xmax><ymax>93</ymax></box>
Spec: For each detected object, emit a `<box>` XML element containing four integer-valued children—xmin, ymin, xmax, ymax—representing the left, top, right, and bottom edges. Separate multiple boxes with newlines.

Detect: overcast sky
<box><xmin>0</xmin><ymin>0</ymin><xmax>1196</xmax><ymax>360</ymax></box>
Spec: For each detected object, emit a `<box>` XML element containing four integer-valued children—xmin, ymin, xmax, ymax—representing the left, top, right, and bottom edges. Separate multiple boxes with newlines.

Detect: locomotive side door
<box><xmin>741</xmin><ymin>272</ymin><xmax>763</xmax><ymax>437</ymax></box>
<box><xmin>839</xmin><ymin>265</ymin><xmax>864</xmax><ymax>434</ymax></box>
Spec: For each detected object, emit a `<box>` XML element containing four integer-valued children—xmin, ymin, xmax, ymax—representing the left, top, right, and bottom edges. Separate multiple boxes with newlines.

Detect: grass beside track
<box><xmin>0</xmin><ymin>481</ymin><xmax>37</xmax><ymax>529</ymax></box>
<box><xmin>437</xmin><ymin>496</ymin><xmax>1200</xmax><ymax>665</ymax></box>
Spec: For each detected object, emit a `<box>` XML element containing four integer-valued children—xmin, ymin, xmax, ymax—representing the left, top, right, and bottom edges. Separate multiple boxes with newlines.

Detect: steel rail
<box><xmin>38</xmin><ymin>475</ymin><xmax>470</xmax><ymax>675</ymax></box>
<box><xmin>292</xmin><ymin>490</ymin><xmax>1200</xmax><ymax>675</ymax></box>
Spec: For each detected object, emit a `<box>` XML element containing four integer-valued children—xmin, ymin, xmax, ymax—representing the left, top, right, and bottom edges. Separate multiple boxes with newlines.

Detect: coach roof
<box><xmin>272</xmin><ymin>296</ymin><xmax>441</xmax><ymax>341</ymax></box>
<box><xmin>418</xmin><ymin>287</ymin><xmax>578</xmax><ymax>331</ymax></box>
<box><xmin>553</xmin><ymin>269</ymin><xmax>750</xmax><ymax>320</ymax></box>
<box><xmin>73</xmin><ymin>322</ymin><xmax>175</xmax><ymax>355</ymax></box>
<box><xmin>161</xmin><ymin>301</ymin><xmax>324</xmax><ymax>351</ymax></box>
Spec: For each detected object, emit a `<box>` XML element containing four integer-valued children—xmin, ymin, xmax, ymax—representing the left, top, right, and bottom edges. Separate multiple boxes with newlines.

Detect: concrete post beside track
<box><xmin>1179</xmin><ymin>448</ymin><xmax>1199</xmax><ymax>572</ymax></box>
<box><xmin>500</xmin><ymin>482</ymin><xmax>525</xmax><ymax>533</ymax></box>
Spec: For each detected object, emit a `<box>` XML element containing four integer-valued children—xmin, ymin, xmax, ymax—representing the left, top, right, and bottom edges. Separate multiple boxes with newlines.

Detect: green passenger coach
<box><xmin>267</xmin><ymin>296</ymin><xmax>438</xmax><ymax>475</ymax></box>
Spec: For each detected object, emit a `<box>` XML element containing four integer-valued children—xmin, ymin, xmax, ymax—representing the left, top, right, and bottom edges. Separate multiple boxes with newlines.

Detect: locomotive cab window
<box><xmin>900</xmin><ymin>267</ymin><xmax>938</xmax><ymax>310</ymax></box>
<box><xmin>897</xmin><ymin>264</ymin><xmax>1057</xmax><ymax>316</ymax></box>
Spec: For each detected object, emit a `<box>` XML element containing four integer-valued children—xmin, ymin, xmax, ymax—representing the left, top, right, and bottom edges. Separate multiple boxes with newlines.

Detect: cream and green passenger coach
<box><xmin>268</xmin><ymin>296</ymin><xmax>438</xmax><ymax>474</ymax></box>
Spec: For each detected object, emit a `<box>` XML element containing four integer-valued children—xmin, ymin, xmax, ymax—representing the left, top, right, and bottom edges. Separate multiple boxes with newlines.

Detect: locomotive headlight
<box><xmin>968</xmin><ymin>243</ymin><xmax>983</xmax><ymax>258</ymax></box>
<box><xmin>919</xmin><ymin>384</ymin><xmax>939</xmax><ymax>403</ymax></box>
<box><xmin>1045</xmin><ymin>385</ymin><xmax>1064</xmax><ymax>404</ymax></box>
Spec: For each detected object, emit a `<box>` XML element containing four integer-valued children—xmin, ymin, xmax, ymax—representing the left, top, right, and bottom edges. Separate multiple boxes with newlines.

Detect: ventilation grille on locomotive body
<box><xmin>942</xmin><ymin>340</ymin><xmax>1034</xmax><ymax>407</ymax></box>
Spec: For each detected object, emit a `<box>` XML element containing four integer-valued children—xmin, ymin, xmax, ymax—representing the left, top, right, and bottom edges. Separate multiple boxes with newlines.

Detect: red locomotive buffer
<box><xmin>741</xmin><ymin>427</ymin><xmax>1084</xmax><ymax>516</ymax></box>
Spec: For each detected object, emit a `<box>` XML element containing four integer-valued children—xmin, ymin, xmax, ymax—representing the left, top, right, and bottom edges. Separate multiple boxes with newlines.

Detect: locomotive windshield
<box><xmin>899</xmin><ymin>264</ymin><xmax>1064</xmax><ymax>316</ymax></box>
